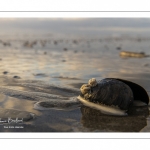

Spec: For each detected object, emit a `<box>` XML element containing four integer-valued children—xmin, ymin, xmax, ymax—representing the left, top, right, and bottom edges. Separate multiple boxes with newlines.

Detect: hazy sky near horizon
<box><xmin>1</xmin><ymin>18</ymin><xmax>150</xmax><ymax>38</ymax></box>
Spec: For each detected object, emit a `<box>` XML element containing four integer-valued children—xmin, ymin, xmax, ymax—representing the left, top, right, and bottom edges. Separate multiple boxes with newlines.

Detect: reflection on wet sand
<box><xmin>0</xmin><ymin>108</ymin><xmax>34</xmax><ymax>121</ymax></box>
<box><xmin>80</xmin><ymin>105</ymin><xmax>149</xmax><ymax>132</ymax></box>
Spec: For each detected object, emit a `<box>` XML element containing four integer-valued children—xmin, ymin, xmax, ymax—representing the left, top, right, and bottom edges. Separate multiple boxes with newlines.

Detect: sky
<box><xmin>0</xmin><ymin>18</ymin><xmax>150</xmax><ymax>38</ymax></box>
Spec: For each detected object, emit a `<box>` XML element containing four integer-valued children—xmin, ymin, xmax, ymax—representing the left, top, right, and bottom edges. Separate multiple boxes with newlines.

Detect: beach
<box><xmin>0</xmin><ymin>18</ymin><xmax>150</xmax><ymax>132</ymax></box>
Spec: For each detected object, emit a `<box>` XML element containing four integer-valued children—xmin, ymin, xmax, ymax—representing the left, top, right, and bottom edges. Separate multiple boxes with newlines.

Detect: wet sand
<box><xmin>0</xmin><ymin>36</ymin><xmax>150</xmax><ymax>132</ymax></box>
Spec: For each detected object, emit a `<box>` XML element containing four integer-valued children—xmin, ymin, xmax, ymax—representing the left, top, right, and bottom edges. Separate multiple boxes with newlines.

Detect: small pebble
<box><xmin>54</xmin><ymin>41</ymin><xmax>57</xmax><ymax>45</ymax></box>
<box><xmin>62</xmin><ymin>60</ymin><xmax>66</xmax><ymax>62</ymax></box>
<box><xmin>44</xmin><ymin>52</ymin><xmax>47</xmax><ymax>55</ymax></box>
<box><xmin>13</xmin><ymin>76</ymin><xmax>21</xmax><ymax>79</ymax></box>
<box><xmin>144</xmin><ymin>64</ymin><xmax>149</xmax><ymax>67</ymax></box>
<box><xmin>3</xmin><ymin>42</ymin><xmax>11</xmax><ymax>46</ymax></box>
<box><xmin>116</xmin><ymin>47</ymin><xmax>121</xmax><ymax>50</ymax></box>
<box><xmin>73</xmin><ymin>40</ymin><xmax>78</xmax><ymax>44</ymax></box>
<box><xmin>3</xmin><ymin>71</ymin><xmax>8</xmax><ymax>74</ymax></box>
<box><xmin>33</xmin><ymin>73</ymin><xmax>48</xmax><ymax>77</ymax></box>
<box><xmin>63</xmin><ymin>48</ymin><xmax>68</xmax><ymax>51</ymax></box>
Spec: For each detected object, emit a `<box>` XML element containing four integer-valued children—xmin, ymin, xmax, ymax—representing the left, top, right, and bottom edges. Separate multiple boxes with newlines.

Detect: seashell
<box><xmin>120</xmin><ymin>51</ymin><xmax>150</xmax><ymax>58</ymax></box>
<box><xmin>78</xmin><ymin>78</ymin><xmax>149</xmax><ymax>116</ymax></box>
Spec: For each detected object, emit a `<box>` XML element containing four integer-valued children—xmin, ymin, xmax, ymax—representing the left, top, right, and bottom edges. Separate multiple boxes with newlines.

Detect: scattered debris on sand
<box><xmin>23</xmin><ymin>41</ymin><xmax>37</xmax><ymax>48</ymax></box>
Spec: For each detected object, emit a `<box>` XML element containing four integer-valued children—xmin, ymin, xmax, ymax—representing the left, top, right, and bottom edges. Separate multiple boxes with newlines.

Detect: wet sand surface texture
<box><xmin>0</xmin><ymin>36</ymin><xmax>150</xmax><ymax>132</ymax></box>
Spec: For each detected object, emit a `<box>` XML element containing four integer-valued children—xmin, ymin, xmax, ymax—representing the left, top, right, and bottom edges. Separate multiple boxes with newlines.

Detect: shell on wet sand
<box><xmin>120</xmin><ymin>51</ymin><xmax>150</xmax><ymax>58</ymax></box>
<box><xmin>78</xmin><ymin>78</ymin><xmax>149</xmax><ymax>116</ymax></box>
